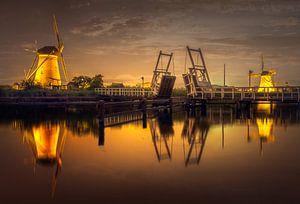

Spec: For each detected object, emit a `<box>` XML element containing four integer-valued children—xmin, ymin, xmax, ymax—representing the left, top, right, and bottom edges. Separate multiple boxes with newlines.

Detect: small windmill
<box><xmin>24</xmin><ymin>15</ymin><xmax>68</xmax><ymax>87</ymax></box>
<box><xmin>249</xmin><ymin>55</ymin><xmax>276</xmax><ymax>92</ymax></box>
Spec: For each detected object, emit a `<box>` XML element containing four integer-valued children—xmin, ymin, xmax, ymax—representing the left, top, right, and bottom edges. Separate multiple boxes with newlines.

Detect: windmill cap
<box><xmin>38</xmin><ymin>46</ymin><xmax>59</xmax><ymax>55</ymax></box>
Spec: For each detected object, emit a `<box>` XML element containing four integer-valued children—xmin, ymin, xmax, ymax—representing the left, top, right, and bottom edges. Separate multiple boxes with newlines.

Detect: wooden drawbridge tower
<box><xmin>151</xmin><ymin>51</ymin><xmax>176</xmax><ymax>98</ymax></box>
<box><xmin>183</xmin><ymin>46</ymin><xmax>212</xmax><ymax>97</ymax></box>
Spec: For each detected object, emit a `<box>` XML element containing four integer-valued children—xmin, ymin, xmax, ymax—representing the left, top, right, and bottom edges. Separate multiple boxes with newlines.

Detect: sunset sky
<box><xmin>0</xmin><ymin>0</ymin><xmax>300</xmax><ymax>87</ymax></box>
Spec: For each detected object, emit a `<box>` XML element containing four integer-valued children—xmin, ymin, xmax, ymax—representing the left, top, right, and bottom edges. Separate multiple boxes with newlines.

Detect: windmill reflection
<box><xmin>149</xmin><ymin>113</ymin><xmax>174</xmax><ymax>162</ymax></box>
<box><xmin>21</xmin><ymin>122</ymin><xmax>66</xmax><ymax>197</ymax></box>
<box><xmin>248</xmin><ymin>103</ymin><xmax>275</xmax><ymax>155</ymax></box>
<box><xmin>181</xmin><ymin>114</ymin><xmax>210</xmax><ymax>166</ymax></box>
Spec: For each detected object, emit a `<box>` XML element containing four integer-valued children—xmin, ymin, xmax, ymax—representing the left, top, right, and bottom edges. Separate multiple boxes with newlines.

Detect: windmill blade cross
<box><xmin>53</xmin><ymin>15</ymin><xmax>63</xmax><ymax>52</ymax></box>
<box><xmin>26</xmin><ymin>54</ymin><xmax>38</xmax><ymax>80</ymax></box>
<box><xmin>53</xmin><ymin>15</ymin><xmax>68</xmax><ymax>82</ymax></box>
<box><xmin>59</xmin><ymin>52</ymin><xmax>69</xmax><ymax>82</ymax></box>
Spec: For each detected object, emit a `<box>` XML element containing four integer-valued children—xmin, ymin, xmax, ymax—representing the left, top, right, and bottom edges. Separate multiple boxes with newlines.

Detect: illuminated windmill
<box><xmin>24</xmin><ymin>15</ymin><xmax>68</xmax><ymax>87</ymax></box>
<box><xmin>249</xmin><ymin>55</ymin><xmax>276</xmax><ymax>92</ymax></box>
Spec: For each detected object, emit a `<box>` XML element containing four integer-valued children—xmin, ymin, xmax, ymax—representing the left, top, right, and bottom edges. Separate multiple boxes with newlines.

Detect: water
<box><xmin>1</xmin><ymin>105</ymin><xmax>300</xmax><ymax>204</ymax></box>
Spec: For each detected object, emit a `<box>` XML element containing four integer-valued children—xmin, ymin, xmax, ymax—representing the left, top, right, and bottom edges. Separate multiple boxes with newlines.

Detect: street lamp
<box><xmin>141</xmin><ymin>77</ymin><xmax>144</xmax><ymax>88</ymax></box>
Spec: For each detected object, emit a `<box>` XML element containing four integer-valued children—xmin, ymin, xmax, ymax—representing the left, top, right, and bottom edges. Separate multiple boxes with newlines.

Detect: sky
<box><xmin>0</xmin><ymin>0</ymin><xmax>300</xmax><ymax>87</ymax></box>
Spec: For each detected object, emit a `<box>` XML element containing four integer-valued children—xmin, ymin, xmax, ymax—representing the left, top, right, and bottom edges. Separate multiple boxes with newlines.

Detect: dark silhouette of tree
<box><xmin>68</xmin><ymin>75</ymin><xmax>104</xmax><ymax>89</ymax></box>
<box><xmin>69</xmin><ymin>76</ymin><xmax>92</xmax><ymax>89</ymax></box>
<box><xmin>20</xmin><ymin>80</ymin><xmax>42</xmax><ymax>89</ymax></box>
<box><xmin>89</xmin><ymin>74</ymin><xmax>104</xmax><ymax>89</ymax></box>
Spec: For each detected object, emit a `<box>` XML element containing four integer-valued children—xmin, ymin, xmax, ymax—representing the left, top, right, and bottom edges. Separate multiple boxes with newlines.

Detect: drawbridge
<box><xmin>183</xmin><ymin>46</ymin><xmax>212</xmax><ymax>98</ymax></box>
<box><xmin>95</xmin><ymin>50</ymin><xmax>176</xmax><ymax>98</ymax></box>
<box><xmin>151</xmin><ymin>51</ymin><xmax>176</xmax><ymax>98</ymax></box>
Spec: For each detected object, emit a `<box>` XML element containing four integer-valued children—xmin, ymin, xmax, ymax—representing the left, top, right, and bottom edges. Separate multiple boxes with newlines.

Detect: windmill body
<box><xmin>34</xmin><ymin>46</ymin><xmax>61</xmax><ymax>86</ymax></box>
<box><xmin>258</xmin><ymin>70</ymin><xmax>275</xmax><ymax>92</ymax></box>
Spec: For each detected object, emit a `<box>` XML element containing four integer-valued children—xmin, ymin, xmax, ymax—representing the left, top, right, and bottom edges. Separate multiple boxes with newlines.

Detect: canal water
<box><xmin>0</xmin><ymin>105</ymin><xmax>300</xmax><ymax>204</ymax></box>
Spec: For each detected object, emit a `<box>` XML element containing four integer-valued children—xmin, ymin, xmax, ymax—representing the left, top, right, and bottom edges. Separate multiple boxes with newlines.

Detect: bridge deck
<box><xmin>192</xmin><ymin>86</ymin><xmax>300</xmax><ymax>102</ymax></box>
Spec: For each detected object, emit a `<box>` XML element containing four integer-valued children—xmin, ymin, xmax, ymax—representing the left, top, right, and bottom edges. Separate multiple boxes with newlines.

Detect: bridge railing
<box><xmin>95</xmin><ymin>87</ymin><xmax>154</xmax><ymax>97</ymax></box>
<box><xmin>196</xmin><ymin>86</ymin><xmax>300</xmax><ymax>102</ymax></box>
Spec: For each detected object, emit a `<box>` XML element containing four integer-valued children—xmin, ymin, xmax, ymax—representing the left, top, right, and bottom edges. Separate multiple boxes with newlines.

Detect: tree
<box><xmin>89</xmin><ymin>74</ymin><xmax>104</xmax><ymax>89</ymax></box>
<box><xmin>20</xmin><ymin>80</ymin><xmax>42</xmax><ymax>90</ymax></box>
<box><xmin>70</xmin><ymin>76</ymin><xmax>92</xmax><ymax>89</ymax></box>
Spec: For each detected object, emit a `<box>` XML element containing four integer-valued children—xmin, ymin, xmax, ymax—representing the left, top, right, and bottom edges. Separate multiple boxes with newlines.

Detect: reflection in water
<box><xmin>257</xmin><ymin>103</ymin><xmax>275</xmax><ymax>114</ymax></box>
<box><xmin>250</xmin><ymin>103</ymin><xmax>276</xmax><ymax>154</ymax></box>
<box><xmin>150</xmin><ymin>113</ymin><xmax>174</xmax><ymax>162</ymax></box>
<box><xmin>20</xmin><ymin>122</ymin><xmax>66</xmax><ymax>197</ymax></box>
<box><xmin>181</xmin><ymin>116</ymin><xmax>210</xmax><ymax>166</ymax></box>
<box><xmin>256</xmin><ymin>118</ymin><xmax>274</xmax><ymax>142</ymax></box>
<box><xmin>3</xmin><ymin>104</ymin><xmax>300</xmax><ymax>199</ymax></box>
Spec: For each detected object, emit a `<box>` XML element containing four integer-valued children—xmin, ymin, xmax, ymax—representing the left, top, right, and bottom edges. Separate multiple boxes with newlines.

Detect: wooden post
<box><xmin>140</xmin><ymin>98</ymin><xmax>147</xmax><ymax>128</ymax></box>
<box><xmin>97</xmin><ymin>100</ymin><xmax>105</xmax><ymax>146</ymax></box>
<box><xmin>97</xmin><ymin>100</ymin><xmax>105</xmax><ymax>123</ymax></box>
<box><xmin>221</xmin><ymin>88</ymin><xmax>224</xmax><ymax>99</ymax></box>
<box><xmin>169</xmin><ymin>98</ymin><xmax>173</xmax><ymax>114</ymax></box>
<box><xmin>241</xmin><ymin>89</ymin><xmax>244</xmax><ymax>100</ymax></box>
<box><xmin>222</xmin><ymin>121</ymin><xmax>225</xmax><ymax>149</ymax></box>
<box><xmin>200</xmin><ymin>100</ymin><xmax>207</xmax><ymax>116</ymax></box>
<box><xmin>98</xmin><ymin>121</ymin><xmax>105</xmax><ymax>146</ymax></box>
<box><xmin>236</xmin><ymin>101</ymin><xmax>241</xmax><ymax>119</ymax></box>
<box><xmin>270</xmin><ymin>101</ymin><xmax>273</xmax><ymax>114</ymax></box>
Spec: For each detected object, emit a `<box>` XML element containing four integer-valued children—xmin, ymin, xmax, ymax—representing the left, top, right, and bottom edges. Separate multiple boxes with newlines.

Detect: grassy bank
<box><xmin>0</xmin><ymin>87</ymin><xmax>97</xmax><ymax>97</ymax></box>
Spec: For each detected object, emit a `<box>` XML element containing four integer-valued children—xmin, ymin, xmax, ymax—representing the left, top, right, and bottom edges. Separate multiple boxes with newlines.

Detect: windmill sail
<box><xmin>24</xmin><ymin>15</ymin><xmax>68</xmax><ymax>87</ymax></box>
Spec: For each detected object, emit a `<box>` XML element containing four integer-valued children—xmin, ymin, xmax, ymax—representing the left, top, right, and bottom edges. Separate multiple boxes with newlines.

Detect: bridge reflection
<box><xmin>181</xmin><ymin>116</ymin><xmax>209</xmax><ymax>166</ymax></box>
<box><xmin>149</xmin><ymin>113</ymin><xmax>174</xmax><ymax>162</ymax></box>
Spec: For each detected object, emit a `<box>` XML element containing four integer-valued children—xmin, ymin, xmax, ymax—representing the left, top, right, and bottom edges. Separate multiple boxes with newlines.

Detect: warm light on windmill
<box><xmin>24</xmin><ymin>15</ymin><xmax>68</xmax><ymax>88</ymax></box>
<box><xmin>249</xmin><ymin>55</ymin><xmax>276</xmax><ymax>92</ymax></box>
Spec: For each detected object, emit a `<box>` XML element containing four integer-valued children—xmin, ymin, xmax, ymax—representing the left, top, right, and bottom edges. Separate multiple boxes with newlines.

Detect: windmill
<box><xmin>24</xmin><ymin>15</ymin><xmax>68</xmax><ymax>88</ymax></box>
<box><xmin>249</xmin><ymin>55</ymin><xmax>276</xmax><ymax>92</ymax></box>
